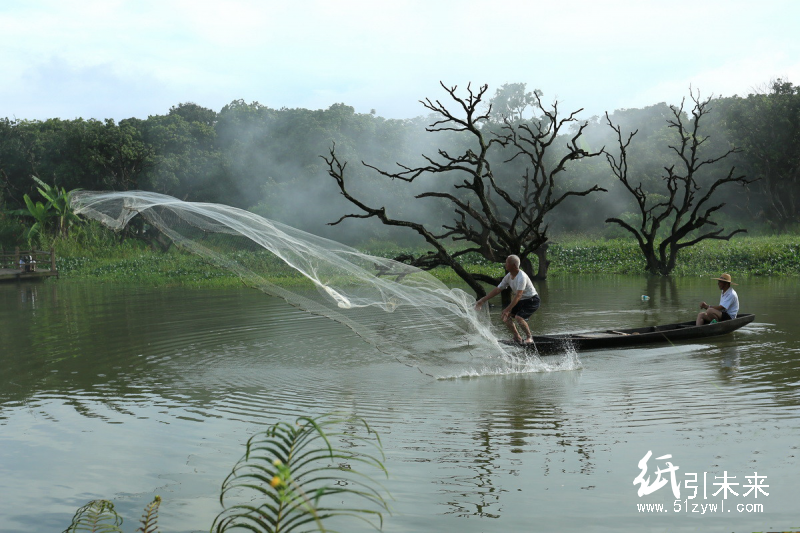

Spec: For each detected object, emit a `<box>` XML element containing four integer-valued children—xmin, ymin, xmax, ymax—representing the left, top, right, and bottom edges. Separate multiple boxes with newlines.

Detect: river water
<box><xmin>1</xmin><ymin>276</ymin><xmax>798</xmax><ymax>532</ymax></box>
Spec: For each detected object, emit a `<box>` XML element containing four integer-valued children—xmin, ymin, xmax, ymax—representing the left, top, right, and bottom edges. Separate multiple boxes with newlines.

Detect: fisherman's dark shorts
<box><xmin>511</xmin><ymin>295</ymin><xmax>540</xmax><ymax>320</ymax></box>
<box><xmin>720</xmin><ymin>312</ymin><xmax>732</xmax><ymax>321</ymax></box>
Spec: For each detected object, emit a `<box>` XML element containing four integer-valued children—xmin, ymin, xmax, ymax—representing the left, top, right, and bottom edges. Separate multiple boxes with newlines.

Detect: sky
<box><xmin>1</xmin><ymin>0</ymin><xmax>799</xmax><ymax>122</ymax></box>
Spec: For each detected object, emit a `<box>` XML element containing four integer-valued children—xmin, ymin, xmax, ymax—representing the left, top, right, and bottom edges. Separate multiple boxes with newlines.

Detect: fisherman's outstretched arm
<box><xmin>475</xmin><ymin>287</ymin><xmax>502</xmax><ymax>310</ymax></box>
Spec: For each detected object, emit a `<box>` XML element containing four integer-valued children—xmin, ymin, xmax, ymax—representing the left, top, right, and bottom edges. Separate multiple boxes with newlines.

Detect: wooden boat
<box><xmin>500</xmin><ymin>313</ymin><xmax>755</xmax><ymax>354</ymax></box>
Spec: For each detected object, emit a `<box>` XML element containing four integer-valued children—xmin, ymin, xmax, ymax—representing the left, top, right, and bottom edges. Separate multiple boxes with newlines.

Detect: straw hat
<box><xmin>711</xmin><ymin>273</ymin><xmax>738</xmax><ymax>285</ymax></box>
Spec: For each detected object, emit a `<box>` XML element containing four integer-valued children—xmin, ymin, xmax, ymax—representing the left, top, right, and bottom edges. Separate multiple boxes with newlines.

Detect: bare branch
<box><xmin>323</xmin><ymin>83</ymin><xmax>605</xmax><ymax>292</ymax></box>
<box><xmin>605</xmin><ymin>90</ymin><xmax>753</xmax><ymax>275</ymax></box>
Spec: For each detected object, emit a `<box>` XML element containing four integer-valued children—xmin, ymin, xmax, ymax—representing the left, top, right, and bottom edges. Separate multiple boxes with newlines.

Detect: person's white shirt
<box><xmin>719</xmin><ymin>287</ymin><xmax>739</xmax><ymax>318</ymax></box>
<box><xmin>497</xmin><ymin>270</ymin><xmax>537</xmax><ymax>299</ymax></box>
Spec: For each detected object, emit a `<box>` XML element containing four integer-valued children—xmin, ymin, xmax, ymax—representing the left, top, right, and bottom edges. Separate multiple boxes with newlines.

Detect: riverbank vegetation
<box><xmin>45</xmin><ymin>222</ymin><xmax>800</xmax><ymax>289</ymax></box>
<box><xmin>2</xmin><ymin>79</ymin><xmax>799</xmax><ymax>288</ymax></box>
<box><xmin>364</xmin><ymin>235</ymin><xmax>800</xmax><ymax>280</ymax></box>
<box><xmin>2</xmin><ymin>80</ymin><xmax>799</xmax><ymax>242</ymax></box>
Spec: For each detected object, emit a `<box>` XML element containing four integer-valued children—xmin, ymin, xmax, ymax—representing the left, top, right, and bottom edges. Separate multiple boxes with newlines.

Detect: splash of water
<box><xmin>71</xmin><ymin>191</ymin><xmax>577</xmax><ymax>378</ymax></box>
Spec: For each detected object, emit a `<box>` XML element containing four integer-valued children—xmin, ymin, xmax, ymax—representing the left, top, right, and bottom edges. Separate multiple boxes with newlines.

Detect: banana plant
<box><xmin>18</xmin><ymin>193</ymin><xmax>54</xmax><ymax>245</ymax></box>
<box><xmin>33</xmin><ymin>176</ymin><xmax>82</xmax><ymax>237</ymax></box>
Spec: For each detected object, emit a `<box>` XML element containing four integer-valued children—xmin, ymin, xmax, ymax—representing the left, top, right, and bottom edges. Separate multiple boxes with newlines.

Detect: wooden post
<box><xmin>14</xmin><ymin>247</ymin><xmax>19</xmax><ymax>270</ymax></box>
<box><xmin>50</xmin><ymin>247</ymin><xmax>56</xmax><ymax>272</ymax></box>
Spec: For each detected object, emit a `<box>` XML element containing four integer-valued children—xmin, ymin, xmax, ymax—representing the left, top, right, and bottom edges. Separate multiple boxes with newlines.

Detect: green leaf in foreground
<box><xmin>136</xmin><ymin>495</ymin><xmax>161</xmax><ymax>533</ymax></box>
<box><xmin>62</xmin><ymin>499</ymin><xmax>124</xmax><ymax>533</ymax></box>
<box><xmin>213</xmin><ymin>413</ymin><xmax>391</xmax><ymax>533</ymax></box>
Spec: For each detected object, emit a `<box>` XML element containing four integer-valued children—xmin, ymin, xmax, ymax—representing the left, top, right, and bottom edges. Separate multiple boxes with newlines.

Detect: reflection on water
<box><xmin>1</xmin><ymin>277</ymin><xmax>799</xmax><ymax>532</ymax></box>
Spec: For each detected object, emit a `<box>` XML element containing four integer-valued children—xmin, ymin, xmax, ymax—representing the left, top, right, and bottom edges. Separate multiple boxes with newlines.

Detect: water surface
<box><xmin>1</xmin><ymin>276</ymin><xmax>798</xmax><ymax>532</ymax></box>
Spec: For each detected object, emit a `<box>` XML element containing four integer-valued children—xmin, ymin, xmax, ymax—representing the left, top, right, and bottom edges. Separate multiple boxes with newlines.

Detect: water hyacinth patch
<box><xmin>43</xmin><ymin>233</ymin><xmax>800</xmax><ymax>288</ymax></box>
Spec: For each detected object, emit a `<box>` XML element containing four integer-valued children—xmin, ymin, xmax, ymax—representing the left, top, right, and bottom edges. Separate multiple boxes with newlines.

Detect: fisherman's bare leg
<box><xmin>515</xmin><ymin>316</ymin><xmax>532</xmax><ymax>342</ymax></box>
<box><xmin>696</xmin><ymin>307</ymin><xmax>722</xmax><ymax>326</ymax></box>
<box><xmin>503</xmin><ymin>314</ymin><xmax>523</xmax><ymax>342</ymax></box>
<box><xmin>695</xmin><ymin>312</ymin><xmax>705</xmax><ymax>326</ymax></box>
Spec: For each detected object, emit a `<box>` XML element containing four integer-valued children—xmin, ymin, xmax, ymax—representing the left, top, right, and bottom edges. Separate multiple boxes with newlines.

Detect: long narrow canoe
<box><xmin>500</xmin><ymin>313</ymin><xmax>755</xmax><ymax>354</ymax></box>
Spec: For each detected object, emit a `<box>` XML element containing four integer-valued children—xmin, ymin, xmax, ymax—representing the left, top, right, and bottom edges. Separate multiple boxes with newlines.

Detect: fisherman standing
<box><xmin>474</xmin><ymin>255</ymin><xmax>541</xmax><ymax>344</ymax></box>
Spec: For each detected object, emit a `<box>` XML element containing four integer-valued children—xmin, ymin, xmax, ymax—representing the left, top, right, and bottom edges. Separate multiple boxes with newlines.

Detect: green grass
<box><xmin>42</xmin><ymin>230</ymin><xmax>800</xmax><ymax>289</ymax></box>
<box><xmin>546</xmin><ymin>235</ymin><xmax>800</xmax><ymax>276</ymax></box>
<box><xmin>57</xmin><ymin>253</ymin><xmax>240</xmax><ymax>287</ymax></box>
<box><xmin>366</xmin><ymin>235</ymin><xmax>800</xmax><ymax>281</ymax></box>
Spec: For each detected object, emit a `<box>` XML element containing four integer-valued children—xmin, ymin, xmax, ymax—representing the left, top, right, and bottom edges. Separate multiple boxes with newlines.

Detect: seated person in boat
<box><xmin>474</xmin><ymin>255</ymin><xmax>541</xmax><ymax>344</ymax></box>
<box><xmin>696</xmin><ymin>273</ymin><xmax>739</xmax><ymax>326</ymax></box>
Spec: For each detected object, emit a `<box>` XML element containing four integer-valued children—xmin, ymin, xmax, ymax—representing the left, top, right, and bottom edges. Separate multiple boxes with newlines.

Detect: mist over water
<box><xmin>71</xmin><ymin>191</ymin><xmax>579</xmax><ymax>378</ymax></box>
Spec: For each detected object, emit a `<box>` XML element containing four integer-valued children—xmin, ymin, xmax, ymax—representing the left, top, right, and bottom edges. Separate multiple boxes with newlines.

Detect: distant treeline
<box><xmin>1</xmin><ymin>80</ymin><xmax>798</xmax><ymax>247</ymax></box>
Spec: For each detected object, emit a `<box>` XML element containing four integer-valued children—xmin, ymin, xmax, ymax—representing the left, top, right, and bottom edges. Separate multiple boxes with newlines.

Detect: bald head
<box><xmin>505</xmin><ymin>255</ymin><xmax>520</xmax><ymax>272</ymax></box>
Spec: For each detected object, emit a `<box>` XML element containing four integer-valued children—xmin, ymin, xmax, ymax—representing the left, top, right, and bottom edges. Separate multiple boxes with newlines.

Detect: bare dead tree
<box><xmin>496</xmin><ymin>93</ymin><xmax>607</xmax><ymax>278</ymax></box>
<box><xmin>605</xmin><ymin>90</ymin><xmax>757</xmax><ymax>276</ymax></box>
<box><xmin>322</xmin><ymin>82</ymin><xmax>605</xmax><ymax>298</ymax></box>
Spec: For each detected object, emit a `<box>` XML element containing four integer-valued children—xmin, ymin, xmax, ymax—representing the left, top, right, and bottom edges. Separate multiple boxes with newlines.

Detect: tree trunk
<box><xmin>531</xmin><ymin>243</ymin><xmax>550</xmax><ymax>281</ymax></box>
<box><xmin>639</xmin><ymin>241</ymin><xmax>661</xmax><ymax>275</ymax></box>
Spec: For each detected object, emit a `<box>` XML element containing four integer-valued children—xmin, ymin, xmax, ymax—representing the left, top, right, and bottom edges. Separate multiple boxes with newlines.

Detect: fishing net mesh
<box><xmin>72</xmin><ymin>191</ymin><xmax>571</xmax><ymax>377</ymax></box>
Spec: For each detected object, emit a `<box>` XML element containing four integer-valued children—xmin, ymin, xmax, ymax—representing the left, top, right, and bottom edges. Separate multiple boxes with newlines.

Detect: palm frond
<box><xmin>136</xmin><ymin>496</ymin><xmax>161</xmax><ymax>533</ymax></box>
<box><xmin>62</xmin><ymin>499</ymin><xmax>124</xmax><ymax>533</ymax></box>
<box><xmin>213</xmin><ymin>414</ymin><xmax>391</xmax><ymax>533</ymax></box>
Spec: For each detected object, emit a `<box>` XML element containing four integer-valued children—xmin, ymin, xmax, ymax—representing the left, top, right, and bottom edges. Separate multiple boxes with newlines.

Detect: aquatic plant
<box><xmin>44</xmin><ymin>226</ymin><xmax>800</xmax><ymax>287</ymax></box>
<box><xmin>64</xmin><ymin>414</ymin><xmax>390</xmax><ymax>533</ymax></box>
<box><xmin>212</xmin><ymin>414</ymin><xmax>390</xmax><ymax>533</ymax></box>
<box><xmin>62</xmin><ymin>496</ymin><xmax>160</xmax><ymax>533</ymax></box>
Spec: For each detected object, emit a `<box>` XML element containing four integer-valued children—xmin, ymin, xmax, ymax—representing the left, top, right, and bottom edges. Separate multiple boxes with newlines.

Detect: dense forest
<box><xmin>1</xmin><ymin>80</ymin><xmax>798</xmax><ymax>252</ymax></box>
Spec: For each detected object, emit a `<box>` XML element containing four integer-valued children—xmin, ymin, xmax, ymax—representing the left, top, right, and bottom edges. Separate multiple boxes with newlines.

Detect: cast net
<box><xmin>71</xmin><ymin>191</ymin><xmax>576</xmax><ymax>378</ymax></box>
